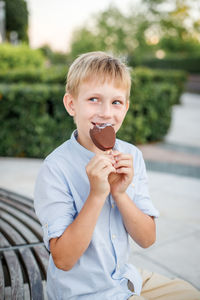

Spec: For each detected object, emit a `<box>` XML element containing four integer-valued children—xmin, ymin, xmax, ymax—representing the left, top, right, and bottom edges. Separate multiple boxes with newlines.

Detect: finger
<box><xmin>114</xmin><ymin>153</ymin><xmax>133</xmax><ymax>161</ymax></box>
<box><xmin>104</xmin><ymin>150</ymin><xmax>113</xmax><ymax>155</ymax></box>
<box><xmin>97</xmin><ymin>154</ymin><xmax>115</xmax><ymax>163</ymax></box>
<box><xmin>89</xmin><ymin>155</ymin><xmax>115</xmax><ymax>170</ymax></box>
<box><xmin>103</xmin><ymin>152</ymin><xmax>116</xmax><ymax>163</ymax></box>
<box><xmin>94</xmin><ymin>160</ymin><xmax>114</xmax><ymax>174</ymax></box>
<box><xmin>116</xmin><ymin>167</ymin><xmax>133</xmax><ymax>174</ymax></box>
<box><xmin>114</xmin><ymin>159</ymin><xmax>131</xmax><ymax>168</ymax></box>
<box><xmin>100</xmin><ymin>156</ymin><xmax>116</xmax><ymax>168</ymax></box>
<box><xmin>112</xmin><ymin>150</ymin><xmax>121</xmax><ymax>156</ymax></box>
<box><xmin>87</xmin><ymin>159</ymin><xmax>111</xmax><ymax>176</ymax></box>
<box><xmin>102</xmin><ymin>165</ymin><xmax>116</xmax><ymax>177</ymax></box>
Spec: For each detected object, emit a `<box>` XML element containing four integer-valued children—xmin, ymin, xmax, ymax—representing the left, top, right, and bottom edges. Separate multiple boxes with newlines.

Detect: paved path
<box><xmin>135</xmin><ymin>93</ymin><xmax>200</xmax><ymax>290</ymax></box>
<box><xmin>0</xmin><ymin>93</ymin><xmax>200</xmax><ymax>290</ymax></box>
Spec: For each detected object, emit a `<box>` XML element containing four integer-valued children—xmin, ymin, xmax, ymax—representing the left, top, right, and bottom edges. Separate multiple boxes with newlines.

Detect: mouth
<box><xmin>91</xmin><ymin>122</ymin><xmax>114</xmax><ymax>128</ymax></box>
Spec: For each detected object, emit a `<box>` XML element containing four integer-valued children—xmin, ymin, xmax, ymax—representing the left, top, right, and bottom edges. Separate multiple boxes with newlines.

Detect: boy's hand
<box><xmin>109</xmin><ymin>151</ymin><xmax>134</xmax><ymax>197</ymax></box>
<box><xmin>86</xmin><ymin>154</ymin><xmax>116</xmax><ymax>199</ymax></box>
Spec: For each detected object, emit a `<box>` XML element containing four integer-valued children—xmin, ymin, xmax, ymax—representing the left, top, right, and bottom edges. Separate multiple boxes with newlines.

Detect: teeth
<box><xmin>97</xmin><ymin>124</ymin><xmax>109</xmax><ymax>128</ymax></box>
<box><xmin>95</xmin><ymin>123</ymin><xmax>112</xmax><ymax>128</ymax></box>
<box><xmin>92</xmin><ymin>122</ymin><xmax>113</xmax><ymax>129</ymax></box>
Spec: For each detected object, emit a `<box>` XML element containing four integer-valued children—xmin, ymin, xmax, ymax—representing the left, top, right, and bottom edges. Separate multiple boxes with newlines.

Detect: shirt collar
<box><xmin>70</xmin><ymin>130</ymin><xmax>95</xmax><ymax>160</ymax></box>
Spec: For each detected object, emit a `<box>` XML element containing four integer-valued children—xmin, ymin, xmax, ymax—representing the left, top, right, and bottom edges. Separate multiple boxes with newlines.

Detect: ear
<box><xmin>126</xmin><ymin>100</ymin><xmax>130</xmax><ymax>112</ymax></box>
<box><xmin>63</xmin><ymin>93</ymin><xmax>75</xmax><ymax>117</ymax></box>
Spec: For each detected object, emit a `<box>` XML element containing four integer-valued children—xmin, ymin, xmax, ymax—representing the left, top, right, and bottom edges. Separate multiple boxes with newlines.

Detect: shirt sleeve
<box><xmin>34</xmin><ymin>159</ymin><xmax>77</xmax><ymax>251</ymax></box>
<box><xmin>132</xmin><ymin>149</ymin><xmax>159</xmax><ymax>218</ymax></box>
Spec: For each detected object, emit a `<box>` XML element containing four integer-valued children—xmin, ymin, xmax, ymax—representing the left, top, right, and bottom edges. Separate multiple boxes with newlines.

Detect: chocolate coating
<box><xmin>89</xmin><ymin>124</ymin><xmax>116</xmax><ymax>151</ymax></box>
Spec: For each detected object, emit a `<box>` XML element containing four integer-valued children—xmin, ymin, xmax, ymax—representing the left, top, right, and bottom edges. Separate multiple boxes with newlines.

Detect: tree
<box><xmin>68</xmin><ymin>0</ymin><xmax>200</xmax><ymax>64</ymax></box>
<box><xmin>69</xmin><ymin>28</ymin><xmax>99</xmax><ymax>60</ymax></box>
<box><xmin>68</xmin><ymin>5</ymin><xmax>154</xmax><ymax>63</ymax></box>
<box><xmin>143</xmin><ymin>0</ymin><xmax>200</xmax><ymax>55</ymax></box>
<box><xmin>4</xmin><ymin>0</ymin><xmax>29</xmax><ymax>42</ymax></box>
<box><xmin>39</xmin><ymin>44</ymin><xmax>69</xmax><ymax>65</ymax></box>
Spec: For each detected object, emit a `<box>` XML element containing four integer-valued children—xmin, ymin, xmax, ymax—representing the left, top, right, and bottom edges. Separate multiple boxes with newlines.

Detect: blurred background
<box><xmin>0</xmin><ymin>0</ymin><xmax>200</xmax><ymax>294</ymax></box>
<box><xmin>0</xmin><ymin>0</ymin><xmax>200</xmax><ymax>156</ymax></box>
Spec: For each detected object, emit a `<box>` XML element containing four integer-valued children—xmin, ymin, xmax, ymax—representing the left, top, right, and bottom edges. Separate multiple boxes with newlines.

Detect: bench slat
<box><xmin>0</xmin><ymin>189</ymin><xmax>49</xmax><ymax>300</ymax></box>
<box><xmin>24</xmin><ymin>283</ymin><xmax>31</xmax><ymax>299</ymax></box>
<box><xmin>0</xmin><ymin>221</ymin><xmax>45</xmax><ymax>300</ymax></box>
<box><xmin>0</xmin><ymin>196</ymin><xmax>38</xmax><ymax>221</ymax></box>
<box><xmin>1</xmin><ymin>211</ymin><xmax>39</xmax><ymax>244</ymax></box>
<box><xmin>4</xmin><ymin>286</ymin><xmax>11</xmax><ymax>300</ymax></box>
<box><xmin>20</xmin><ymin>247</ymin><xmax>44</xmax><ymax>300</ymax></box>
<box><xmin>33</xmin><ymin>245</ymin><xmax>49</xmax><ymax>276</ymax></box>
<box><xmin>0</xmin><ymin>188</ymin><xmax>34</xmax><ymax>208</ymax></box>
<box><xmin>0</xmin><ymin>233</ymin><xmax>24</xmax><ymax>299</ymax></box>
<box><xmin>0</xmin><ymin>257</ymin><xmax>5</xmax><ymax>300</ymax></box>
<box><xmin>0</xmin><ymin>202</ymin><xmax>43</xmax><ymax>240</ymax></box>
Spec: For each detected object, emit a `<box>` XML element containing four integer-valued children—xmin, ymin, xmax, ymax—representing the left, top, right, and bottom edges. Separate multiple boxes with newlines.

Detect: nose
<box><xmin>98</xmin><ymin>102</ymin><xmax>112</xmax><ymax>119</ymax></box>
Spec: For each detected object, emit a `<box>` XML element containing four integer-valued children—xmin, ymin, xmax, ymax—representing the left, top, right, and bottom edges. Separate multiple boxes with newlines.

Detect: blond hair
<box><xmin>66</xmin><ymin>51</ymin><xmax>131</xmax><ymax>100</ymax></box>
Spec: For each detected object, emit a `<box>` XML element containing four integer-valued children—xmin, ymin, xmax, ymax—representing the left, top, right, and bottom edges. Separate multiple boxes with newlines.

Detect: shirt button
<box><xmin>112</xmin><ymin>234</ymin><xmax>116</xmax><ymax>239</ymax></box>
<box><xmin>117</xmin><ymin>264</ymin><xmax>120</xmax><ymax>269</ymax></box>
<box><xmin>112</xmin><ymin>203</ymin><xmax>115</xmax><ymax>208</ymax></box>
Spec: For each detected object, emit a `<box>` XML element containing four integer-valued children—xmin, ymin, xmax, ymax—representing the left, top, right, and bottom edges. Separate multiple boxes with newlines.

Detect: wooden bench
<box><xmin>0</xmin><ymin>188</ymin><xmax>49</xmax><ymax>300</ymax></box>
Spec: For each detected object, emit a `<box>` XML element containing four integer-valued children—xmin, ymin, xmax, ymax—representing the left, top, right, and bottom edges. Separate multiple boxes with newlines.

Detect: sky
<box><xmin>26</xmin><ymin>0</ymin><xmax>133</xmax><ymax>53</ymax></box>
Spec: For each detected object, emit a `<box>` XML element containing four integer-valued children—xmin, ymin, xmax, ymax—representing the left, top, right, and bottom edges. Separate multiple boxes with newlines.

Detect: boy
<box><xmin>34</xmin><ymin>52</ymin><xmax>200</xmax><ymax>299</ymax></box>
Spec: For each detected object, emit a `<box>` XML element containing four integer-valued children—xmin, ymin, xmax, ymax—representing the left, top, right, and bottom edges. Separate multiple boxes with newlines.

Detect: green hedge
<box><xmin>118</xmin><ymin>81</ymin><xmax>177</xmax><ymax>144</ymax></box>
<box><xmin>0</xmin><ymin>84</ymin><xmax>75</xmax><ymax>158</ymax></box>
<box><xmin>0</xmin><ymin>66</ymin><xmax>68</xmax><ymax>84</ymax></box>
<box><xmin>0</xmin><ymin>76</ymin><xmax>179</xmax><ymax>158</ymax></box>
<box><xmin>0</xmin><ymin>43</ymin><xmax>45</xmax><ymax>70</ymax></box>
<box><xmin>140</xmin><ymin>56</ymin><xmax>200</xmax><ymax>74</ymax></box>
<box><xmin>133</xmin><ymin>67</ymin><xmax>187</xmax><ymax>104</ymax></box>
<box><xmin>0</xmin><ymin>65</ymin><xmax>186</xmax><ymax>104</ymax></box>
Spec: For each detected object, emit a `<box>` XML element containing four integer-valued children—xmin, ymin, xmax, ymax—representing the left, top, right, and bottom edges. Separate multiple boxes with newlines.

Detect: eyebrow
<box><xmin>87</xmin><ymin>93</ymin><xmax>102</xmax><ymax>97</ymax></box>
<box><xmin>113</xmin><ymin>95</ymin><xmax>126</xmax><ymax>100</ymax></box>
<box><xmin>87</xmin><ymin>93</ymin><xmax>126</xmax><ymax>100</ymax></box>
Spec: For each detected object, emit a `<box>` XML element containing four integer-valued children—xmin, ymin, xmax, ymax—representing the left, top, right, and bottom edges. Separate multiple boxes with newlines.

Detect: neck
<box><xmin>76</xmin><ymin>132</ymin><xmax>104</xmax><ymax>154</ymax></box>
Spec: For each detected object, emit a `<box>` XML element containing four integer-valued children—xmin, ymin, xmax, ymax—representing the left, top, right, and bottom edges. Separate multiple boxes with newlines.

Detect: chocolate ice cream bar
<box><xmin>89</xmin><ymin>124</ymin><xmax>116</xmax><ymax>151</ymax></box>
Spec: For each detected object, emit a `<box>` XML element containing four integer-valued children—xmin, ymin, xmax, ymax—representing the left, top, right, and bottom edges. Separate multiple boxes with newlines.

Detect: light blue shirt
<box><xmin>34</xmin><ymin>130</ymin><xmax>159</xmax><ymax>300</ymax></box>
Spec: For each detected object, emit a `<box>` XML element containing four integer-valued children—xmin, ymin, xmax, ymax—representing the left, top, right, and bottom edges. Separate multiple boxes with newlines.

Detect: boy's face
<box><xmin>64</xmin><ymin>79</ymin><xmax>129</xmax><ymax>153</ymax></box>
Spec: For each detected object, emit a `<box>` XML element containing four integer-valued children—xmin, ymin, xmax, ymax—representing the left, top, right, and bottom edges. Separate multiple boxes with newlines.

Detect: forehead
<box><xmin>77</xmin><ymin>79</ymin><xmax>127</xmax><ymax>98</ymax></box>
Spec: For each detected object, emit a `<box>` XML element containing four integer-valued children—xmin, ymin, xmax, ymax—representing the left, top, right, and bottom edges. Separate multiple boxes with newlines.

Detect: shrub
<box><xmin>0</xmin><ymin>77</ymin><xmax>178</xmax><ymax>157</ymax></box>
<box><xmin>0</xmin><ymin>66</ymin><xmax>68</xmax><ymax>84</ymax></box>
<box><xmin>117</xmin><ymin>81</ymin><xmax>177</xmax><ymax>144</ymax></box>
<box><xmin>0</xmin><ymin>66</ymin><xmax>186</xmax><ymax>104</ymax></box>
<box><xmin>140</xmin><ymin>56</ymin><xmax>200</xmax><ymax>74</ymax></box>
<box><xmin>0</xmin><ymin>66</ymin><xmax>187</xmax><ymax>157</ymax></box>
<box><xmin>133</xmin><ymin>67</ymin><xmax>187</xmax><ymax>104</ymax></box>
<box><xmin>0</xmin><ymin>43</ymin><xmax>45</xmax><ymax>70</ymax></box>
<box><xmin>0</xmin><ymin>84</ymin><xmax>75</xmax><ymax>158</ymax></box>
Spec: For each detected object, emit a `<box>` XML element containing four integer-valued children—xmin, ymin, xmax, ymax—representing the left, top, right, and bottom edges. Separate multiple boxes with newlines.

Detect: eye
<box><xmin>112</xmin><ymin>100</ymin><xmax>122</xmax><ymax>105</ymax></box>
<box><xmin>89</xmin><ymin>97</ymin><xmax>98</xmax><ymax>102</ymax></box>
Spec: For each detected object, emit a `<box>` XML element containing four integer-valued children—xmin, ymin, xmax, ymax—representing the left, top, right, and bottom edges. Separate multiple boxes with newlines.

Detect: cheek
<box><xmin>77</xmin><ymin>106</ymin><xmax>95</xmax><ymax>122</ymax></box>
<box><xmin>84</xmin><ymin>105</ymin><xmax>97</xmax><ymax>117</ymax></box>
<box><xmin>117</xmin><ymin>109</ymin><xmax>127</xmax><ymax>121</ymax></box>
